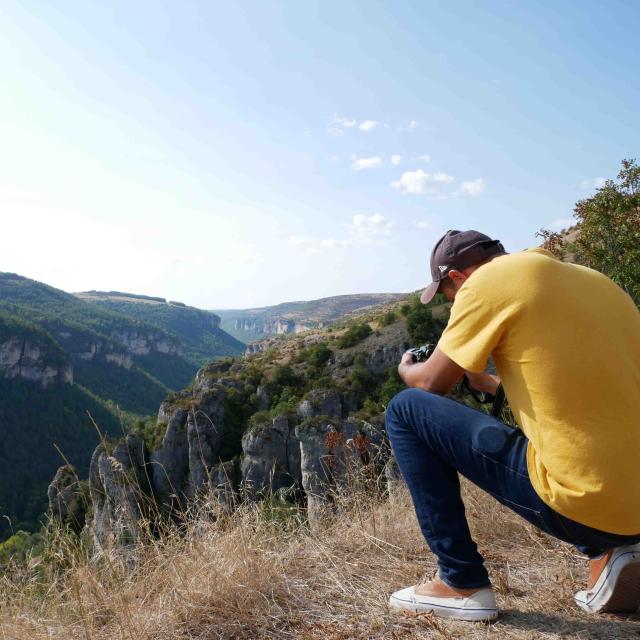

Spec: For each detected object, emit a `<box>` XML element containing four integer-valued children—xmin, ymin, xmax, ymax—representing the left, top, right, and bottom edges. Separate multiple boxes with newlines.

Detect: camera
<box><xmin>408</xmin><ymin>343</ymin><xmax>436</xmax><ymax>363</ymax></box>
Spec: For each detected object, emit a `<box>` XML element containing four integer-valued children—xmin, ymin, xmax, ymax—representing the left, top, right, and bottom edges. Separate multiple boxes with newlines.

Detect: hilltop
<box><xmin>213</xmin><ymin>292</ymin><xmax>408</xmax><ymax>342</ymax></box>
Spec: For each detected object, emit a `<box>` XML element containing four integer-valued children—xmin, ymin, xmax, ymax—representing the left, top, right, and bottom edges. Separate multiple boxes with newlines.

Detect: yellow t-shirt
<box><xmin>438</xmin><ymin>248</ymin><xmax>640</xmax><ymax>534</ymax></box>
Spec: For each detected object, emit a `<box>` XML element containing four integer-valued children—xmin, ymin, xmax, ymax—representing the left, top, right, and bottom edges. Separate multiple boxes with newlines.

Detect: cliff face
<box><xmin>51</xmin><ymin>377</ymin><xmax>390</xmax><ymax>549</ymax></box>
<box><xmin>0</xmin><ymin>337</ymin><xmax>73</xmax><ymax>388</ymax></box>
<box><xmin>61</xmin><ymin>330</ymin><xmax>181</xmax><ymax>369</ymax></box>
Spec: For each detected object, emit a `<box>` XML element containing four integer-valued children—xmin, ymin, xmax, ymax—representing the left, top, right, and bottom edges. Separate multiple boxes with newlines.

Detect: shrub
<box><xmin>298</xmin><ymin>342</ymin><xmax>332</xmax><ymax>369</ymax></box>
<box><xmin>403</xmin><ymin>296</ymin><xmax>445</xmax><ymax>345</ymax></box>
<box><xmin>379</xmin><ymin>310</ymin><xmax>396</xmax><ymax>326</ymax></box>
<box><xmin>336</xmin><ymin>323</ymin><xmax>372</xmax><ymax>349</ymax></box>
<box><xmin>378</xmin><ymin>366</ymin><xmax>406</xmax><ymax>405</ymax></box>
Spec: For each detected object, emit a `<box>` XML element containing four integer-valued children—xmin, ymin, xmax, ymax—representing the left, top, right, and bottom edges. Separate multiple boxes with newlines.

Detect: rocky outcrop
<box><xmin>151</xmin><ymin>379</ymin><xmax>230</xmax><ymax>511</ymax></box>
<box><xmin>365</xmin><ymin>344</ymin><xmax>407</xmax><ymax>374</ymax></box>
<box><xmin>240</xmin><ymin>415</ymin><xmax>301</xmax><ymax>500</ymax></box>
<box><xmin>209</xmin><ymin>459</ymin><xmax>240</xmax><ymax>512</ymax></box>
<box><xmin>89</xmin><ymin>434</ymin><xmax>148</xmax><ymax>549</ymax></box>
<box><xmin>297</xmin><ymin>389</ymin><xmax>343</xmax><ymax>420</ymax></box>
<box><xmin>52</xmin><ymin>375</ymin><xmax>392</xmax><ymax>549</ymax></box>
<box><xmin>0</xmin><ymin>337</ymin><xmax>73</xmax><ymax>388</ymax></box>
<box><xmin>48</xmin><ymin>465</ymin><xmax>83</xmax><ymax>526</ymax></box>
<box><xmin>296</xmin><ymin>416</ymin><xmax>387</xmax><ymax>528</ymax></box>
<box><xmin>110</xmin><ymin>330</ymin><xmax>181</xmax><ymax>357</ymax></box>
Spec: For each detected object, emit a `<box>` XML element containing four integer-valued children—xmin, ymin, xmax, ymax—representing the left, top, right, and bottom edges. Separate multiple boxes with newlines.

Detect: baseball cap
<box><xmin>420</xmin><ymin>230</ymin><xmax>505</xmax><ymax>304</ymax></box>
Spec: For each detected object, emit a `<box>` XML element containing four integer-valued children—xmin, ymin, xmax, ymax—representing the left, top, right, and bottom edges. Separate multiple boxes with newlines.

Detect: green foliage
<box><xmin>348</xmin><ymin>355</ymin><xmax>378</xmax><ymax>400</ymax></box>
<box><xmin>220</xmin><ymin>385</ymin><xmax>259</xmax><ymax>460</ymax></box>
<box><xmin>297</xmin><ymin>342</ymin><xmax>332</xmax><ymax>369</ymax></box>
<box><xmin>403</xmin><ymin>295</ymin><xmax>446</xmax><ymax>345</ymax></box>
<box><xmin>538</xmin><ymin>159</ymin><xmax>640</xmax><ymax>305</ymax></box>
<box><xmin>87</xmin><ymin>296</ymin><xmax>246</xmax><ymax>365</ymax></box>
<box><xmin>573</xmin><ymin>160</ymin><xmax>640</xmax><ymax>304</ymax></box>
<box><xmin>379</xmin><ymin>310</ymin><xmax>396</xmax><ymax>326</ymax></box>
<box><xmin>336</xmin><ymin>323</ymin><xmax>372</xmax><ymax>349</ymax></box>
<box><xmin>0</xmin><ymin>530</ymin><xmax>45</xmax><ymax>565</ymax></box>
<box><xmin>271</xmin><ymin>365</ymin><xmax>302</xmax><ymax>390</ymax></box>
<box><xmin>73</xmin><ymin>359</ymin><xmax>168</xmax><ymax>415</ymax></box>
<box><xmin>378</xmin><ymin>366</ymin><xmax>406</xmax><ymax>405</ymax></box>
<box><xmin>0</xmin><ymin>379</ymin><xmax>123</xmax><ymax>541</ymax></box>
<box><xmin>248</xmin><ymin>410</ymin><xmax>273</xmax><ymax>428</ymax></box>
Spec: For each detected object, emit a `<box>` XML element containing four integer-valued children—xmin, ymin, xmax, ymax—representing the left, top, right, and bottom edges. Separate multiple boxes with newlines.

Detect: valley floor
<box><xmin>2</xmin><ymin>481</ymin><xmax>639</xmax><ymax>639</ymax></box>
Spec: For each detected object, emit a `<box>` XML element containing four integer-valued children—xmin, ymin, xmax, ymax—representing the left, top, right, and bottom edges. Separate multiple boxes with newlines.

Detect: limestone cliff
<box><xmin>0</xmin><ymin>336</ymin><xmax>73</xmax><ymax>388</ymax></box>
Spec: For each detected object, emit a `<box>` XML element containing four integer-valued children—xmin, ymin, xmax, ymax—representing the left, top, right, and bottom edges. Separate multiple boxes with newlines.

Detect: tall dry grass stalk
<box><xmin>1</xmin><ymin>474</ymin><xmax>639</xmax><ymax>639</ymax></box>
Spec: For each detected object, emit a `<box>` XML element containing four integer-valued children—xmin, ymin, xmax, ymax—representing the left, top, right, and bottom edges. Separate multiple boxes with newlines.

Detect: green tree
<box><xmin>403</xmin><ymin>296</ymin><xmax>446</xmax><ymax>345</ymax></box>
<box><xmin>538</xmin><ymin>159</ymin><xmax>640</xmax><ymax>305</ymax></box>
<box><xmin>336</xmin><ymin>323</ymin><xmax>372</xmax><ymax>349</ymax></box>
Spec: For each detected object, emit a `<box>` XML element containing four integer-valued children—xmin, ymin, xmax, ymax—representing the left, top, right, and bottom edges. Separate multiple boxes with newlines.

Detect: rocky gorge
<box><xmin>46</xmin><ymin>308</ymin><xmax>426</xmax><ymax>550</ymax></box>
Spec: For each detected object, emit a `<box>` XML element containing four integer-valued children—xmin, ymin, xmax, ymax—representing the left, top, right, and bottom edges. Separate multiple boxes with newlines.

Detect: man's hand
<box><xmin>398</xmin><ymin>346</ymin><xmax>465</xmax><ymax>395</ymax></box>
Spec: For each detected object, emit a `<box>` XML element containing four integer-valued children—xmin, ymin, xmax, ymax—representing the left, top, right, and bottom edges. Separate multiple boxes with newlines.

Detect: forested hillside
<box><xmin>76</xmin><ymin>291</ymin><xmax>245</xmax><ymax>365</ymax></box>
<box><xmin>0</xmin><ymin>274</ymin><xmax>244</xmax><ymax>540</ymax></box>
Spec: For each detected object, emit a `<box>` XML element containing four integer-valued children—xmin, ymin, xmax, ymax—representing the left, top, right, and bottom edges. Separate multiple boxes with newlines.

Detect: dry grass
<box><xmin>2</xmin><ymin>481</ymin><xmax>640</xmax><ymax>640</ymax></box>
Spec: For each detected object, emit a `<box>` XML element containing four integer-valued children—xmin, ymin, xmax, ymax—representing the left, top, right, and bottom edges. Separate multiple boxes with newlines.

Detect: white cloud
<box><xmin>408</xmin><ymin>120</ymin><xmax>418</xmax><ymax>131</ymax></box>
<box><xmin>326</xmin><ymin>115</ymin><xmax>358</xmax><ymax>136</ymax></box>
<box><xmin>287</xmin><ymin>214</ymin><xmax>394</xmax><ymax>253</ymax></box>
<box><xmin>413</xmin><ymin>154</ymin><xmax>431</xmax><ymax>162</ymax></box>
<box><xmin>459</xmin><ymin>178</ymin><xmax>486</xmax><ymax>197</ymax></box>
<box><xmin>351</xmin><ymin>156</ymin><xmax>383</xmax><ymax>170</ymax></box>
<box><xmin>348</xmin><ymin>213</ymin><xmax>395</xmax><ymax>244</ymax></box>
<box><xmin>330</xmin><ymin>155</ymin><xmax>340</xmax><ymax>163</ymax></box>
<box><xmin>580</xmin><ymin>177</ymin><xmax>606</xmax><ymax>189</ymax></box>
<box><xmin>392</xmin><ymin>170</ymin><xmax>454</xmax><ymax>195</ymax></box>
<box><xmin>549</xmin><ymin>218</ymin><xmax>574</xmax><ymax>231</ymax></box>
<box><xmin>359</xmin><ymin>120</ymin><xmax>378</xmax><ymax>132</ymax></box>
<box><xmin>391</xmin><ymin>155</ymin><xmax>402</xmax><ymax>165</ymax></box>
<box><xmin>412</xmin><ymin>219</ymin><xmax>431</xmax><ymax>229</ymax></box>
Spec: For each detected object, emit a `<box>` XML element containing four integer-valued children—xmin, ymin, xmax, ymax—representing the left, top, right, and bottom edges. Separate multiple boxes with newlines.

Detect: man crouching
<box><xmin>386</xmin><ymin>229</ymin><xmax>640</xmax><ymax>621</ymax></box>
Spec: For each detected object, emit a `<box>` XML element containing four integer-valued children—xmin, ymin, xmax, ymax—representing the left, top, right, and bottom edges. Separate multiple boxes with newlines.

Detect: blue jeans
<box><xmin>386</xmin><ymin>388</ymin><xmax>640</xmax><ymax>589</ymax></box>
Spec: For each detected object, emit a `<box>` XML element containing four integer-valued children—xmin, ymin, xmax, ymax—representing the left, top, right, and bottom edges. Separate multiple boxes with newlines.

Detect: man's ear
<box><xmin>448</xmin><ymin>269</ymin><xmax>467</xmax><ymax>288</ymax></box>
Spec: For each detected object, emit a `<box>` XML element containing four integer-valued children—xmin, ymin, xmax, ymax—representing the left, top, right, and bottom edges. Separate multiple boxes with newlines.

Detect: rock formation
<box><xmin>0</xmin><ymin>337</ymin><xmax>73</xmax><ymax>387</ymax></box>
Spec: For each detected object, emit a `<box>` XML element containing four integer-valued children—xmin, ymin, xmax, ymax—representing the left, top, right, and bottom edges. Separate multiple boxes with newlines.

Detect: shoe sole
<box><xmin>389</xmin><ymin>593</ymin><xmax>499</xmax><ymax>622</ymax></box>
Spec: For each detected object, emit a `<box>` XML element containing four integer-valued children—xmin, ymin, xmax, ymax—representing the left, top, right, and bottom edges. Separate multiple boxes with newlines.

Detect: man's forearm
<box><xmin>397</xmin><ymin>347</ymin><xmax>465</xmax><ymax>396</ymax></box>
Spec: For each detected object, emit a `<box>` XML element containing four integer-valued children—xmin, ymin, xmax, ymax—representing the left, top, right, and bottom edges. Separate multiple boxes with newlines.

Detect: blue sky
<box><xmin>0</xmin><ymin>0</ymin><xmax>637</xmax><ymax>308</ymax></box>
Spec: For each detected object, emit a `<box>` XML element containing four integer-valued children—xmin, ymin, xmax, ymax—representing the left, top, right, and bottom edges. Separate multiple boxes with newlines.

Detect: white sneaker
<box><xmin>575</xmin><ymin>544</ymin><xmax>640</xmax><ymax>613</ymax></box>
<box><xmin>389</xmin><ymin>580</ymin><xmax>498</xmax><ymax>621</ymax></box>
